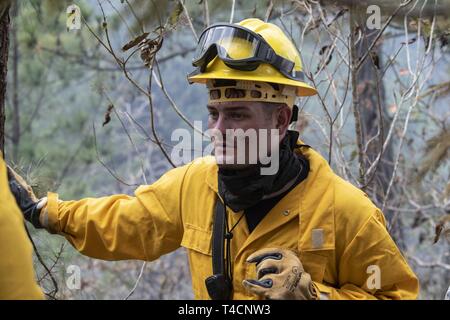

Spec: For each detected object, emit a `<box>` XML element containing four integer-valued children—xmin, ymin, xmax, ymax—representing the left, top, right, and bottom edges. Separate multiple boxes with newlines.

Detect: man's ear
<box><xmin>276</xmin><ymin>105</ymin><xmax>292</xmax><ymax>135</ymax></box>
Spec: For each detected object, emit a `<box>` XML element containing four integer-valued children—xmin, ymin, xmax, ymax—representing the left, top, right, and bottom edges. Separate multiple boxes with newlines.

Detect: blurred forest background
<box><xmin>0</xmin><ymin>0</ymin><xmax>449</xmax><ymax>299</ymax></box>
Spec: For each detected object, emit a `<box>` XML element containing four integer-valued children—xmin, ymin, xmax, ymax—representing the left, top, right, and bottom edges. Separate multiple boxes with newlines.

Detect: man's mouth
<box><xmin>212</xmin><ymin>139</ymin><xmax>237</xmax><ymax>149</ymax></box>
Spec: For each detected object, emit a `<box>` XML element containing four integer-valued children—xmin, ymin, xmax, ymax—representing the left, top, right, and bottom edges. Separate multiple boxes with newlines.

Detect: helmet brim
<box><xmin>188</xmin><ymin>58</ymin><xmax>317</xmax><ymax>97</ymax></box>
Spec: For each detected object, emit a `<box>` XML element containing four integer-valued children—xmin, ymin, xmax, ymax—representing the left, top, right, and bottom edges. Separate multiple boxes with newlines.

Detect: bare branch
<box><xmin>147</xmin><ymin>61</ymin><xmax>177</xmax><ymax>168</ymax></box>
<box><xmin>179</xmin><ymin>0</ymin><xmax>198</xmax><ymax>42</ymax></box>
<box><xmin>265</xmin><ymin>0</ymin><xmax>274</xmax><ymax>23</ymax></box>
<box><xmin>355</xmin><ymin>0</ymin><xmax>414</xmax><ymax>71</ymax></box>
<box><xmin>92</xmin><ymin>123</ymin><xmax>139</xmax><ymax>187</ymax></box>
<box><xmin>408</xmin><ymin>255</ymin><xmax>450</xmax><ymax>271</ymax></box>
<box><xmin>349</xmin><ymin>7</ymin><xmax>365</xmax><ymax>185</ymax></box>
<box><xmin>203</xmin><ymin>0</ymin><xmax>210</xmax><ymax>27</ymax></box>
<box><xmin>229</xmin><ymin>0</ymin><xmax>235</xmax><ymax>24</ymax></box>
<box><xmin>24</xmin><ymin>225</ymin><xmax>58</xmax><ymax>299</ymax></box>
<box><xmin>124</xmin><ymin>262</ymin><xmax>147</xmax><ymax>299</ymax></box>
<box><xmin>153</xmin><ymin>58</ymin><xmax>205</xmax><ymax>137</ymax></box>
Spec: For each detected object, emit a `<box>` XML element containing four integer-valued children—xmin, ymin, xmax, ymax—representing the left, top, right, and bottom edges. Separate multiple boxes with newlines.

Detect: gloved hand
<box><xmin>7</xmin><ymin>166</ymin><xmax>45</xmax><ymax>229</ymax></box>
<box><xmin>243</xmin><ymin>248</ymin><xmax>318</xmax><ymax>300</ymax></box>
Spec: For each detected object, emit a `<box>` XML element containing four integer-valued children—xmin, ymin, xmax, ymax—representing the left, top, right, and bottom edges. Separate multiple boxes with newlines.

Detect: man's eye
<box><xmin>208</xmin><ymin>112</ymin><xmax>219</xmax><ymax>120</ymax></box>
<box><xmin>229</xmin><ymin>113</ymin><xmax>245</xmax><ymax>120</ymax></box>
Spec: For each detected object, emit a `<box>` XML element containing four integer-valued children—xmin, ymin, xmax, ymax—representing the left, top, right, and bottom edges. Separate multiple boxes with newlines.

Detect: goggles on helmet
<box><xmin>190</xmin><ymin>23</ymin><xmax>305</xmax><ymax>81</ymax></box>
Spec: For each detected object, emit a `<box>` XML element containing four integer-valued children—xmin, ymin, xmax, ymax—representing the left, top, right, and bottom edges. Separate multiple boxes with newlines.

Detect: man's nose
<box><xmin>212</xmin><ymin>114</ymin><xmax>228</xmax><ymax>135</ymax></box>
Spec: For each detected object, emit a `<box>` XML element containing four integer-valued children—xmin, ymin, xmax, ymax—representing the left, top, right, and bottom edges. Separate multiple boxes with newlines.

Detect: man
<box><xmin>9</xmin><ymin>18</ymin><xmax>419</xmax><ymax>300</ymax></box>
<box><xmin>0</xmin><ymin>153</ymin><xmax>44</xmax><ymax>299</ymax></box>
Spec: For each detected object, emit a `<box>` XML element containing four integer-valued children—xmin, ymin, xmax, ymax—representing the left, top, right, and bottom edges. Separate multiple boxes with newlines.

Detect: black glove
<box><xmin>7</xmin><ymin>168</ymin><xmax>43</xmax><ymax>229</ymax></box>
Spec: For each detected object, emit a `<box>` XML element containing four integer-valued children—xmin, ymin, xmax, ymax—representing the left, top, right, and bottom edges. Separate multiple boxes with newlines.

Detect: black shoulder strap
<box><xmin>205</xmin><ymin>198</ymin><xmax>232</xmax><ymax>300</ymax></box>
<box><xmin>212</xmin><ymin>198</ymin><xmax>226</xmax><ymax>274</ymax></box>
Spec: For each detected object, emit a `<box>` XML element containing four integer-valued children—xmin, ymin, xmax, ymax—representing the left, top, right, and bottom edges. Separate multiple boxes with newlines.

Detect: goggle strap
<box><xmin>187</xmin><ymin>68</ymin><xmax>201</xmax><ymax>84</ymax></box>
<box><xmin>259</xmin><ymin>43</ymin><xmax>296</xmax><ymax>78</ymax></box>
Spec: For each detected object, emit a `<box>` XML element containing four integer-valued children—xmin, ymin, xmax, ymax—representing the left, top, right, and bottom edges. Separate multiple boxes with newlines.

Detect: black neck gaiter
<box><xmin>218</xmin><ymin>130</ymin><xmax>308</xmax><ymax>212</ymax></box>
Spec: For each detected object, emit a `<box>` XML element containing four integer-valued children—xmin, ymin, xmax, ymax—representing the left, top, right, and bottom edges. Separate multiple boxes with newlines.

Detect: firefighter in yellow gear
<box><xmin>0</xmin><ymin>154</ymin><xmax>44</xmax><ymax>299</ymax></box>
<box><xmin>9</xmin><ymin>18</ymin><xmax>419</xmax><ymax>300</ymax></box>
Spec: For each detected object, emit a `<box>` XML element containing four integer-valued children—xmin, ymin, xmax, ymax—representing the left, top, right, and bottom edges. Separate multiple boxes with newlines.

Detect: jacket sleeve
<box><xmin>0</xmin><ymin>156</ymin><xmax>44</xmax><ymax>300</ymax></box>
<box><xmin>312</xmin><ymin>211</ymin><xmax>419</xmax><ymax>300</ymax></box>
<box><xmin>43</xmin><ymin>164</ymin><xmax>190</xmax><ymax>261</ymax></box>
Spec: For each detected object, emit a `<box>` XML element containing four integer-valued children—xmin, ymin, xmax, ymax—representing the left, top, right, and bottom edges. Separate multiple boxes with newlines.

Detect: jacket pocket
<box><xmin>181</xmin><ymin>223</ymin><xmax>212</xmax><ymax>255</ymax></box>
<box><xmin>181</xmin><ymin>224</ymin><xmax>213</xmax><ymax>299</ymax></box>
<box><xmin>300</xmin><ymin>251</ymin><xmax>328</xmax><ymax>283</ymax></box>
<box><xmin>181</xmin><ymin>224</ymin><xmax>212</xmax><ymax>256</ymax></box>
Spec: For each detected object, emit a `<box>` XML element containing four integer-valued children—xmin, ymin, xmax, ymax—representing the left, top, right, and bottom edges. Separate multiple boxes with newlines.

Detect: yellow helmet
<box><xmin>188</xmin><ymin>18</ymin><xmax>317</xmax><ymax>97</ymax></box>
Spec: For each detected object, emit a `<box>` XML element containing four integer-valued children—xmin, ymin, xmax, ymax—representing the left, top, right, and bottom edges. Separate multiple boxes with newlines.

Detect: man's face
<box><xmin>207</xmin><ymin>101</ymin><xmax>289</xmax><ymax>170</ymax></box>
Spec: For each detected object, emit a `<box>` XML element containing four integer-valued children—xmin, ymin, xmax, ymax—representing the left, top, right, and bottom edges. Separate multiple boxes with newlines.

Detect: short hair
<box><xmin>261</xmin><ymin>102</ymin><xmax>289</xmax><ymax>120</ymax></box>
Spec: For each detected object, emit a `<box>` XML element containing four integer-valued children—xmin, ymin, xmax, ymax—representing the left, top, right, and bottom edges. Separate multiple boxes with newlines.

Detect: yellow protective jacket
<box><xmin>43</xmin><ymin>145</ymin><xmax>419</xmax><ymax>299</ymax></box>
<box><xmin>0</xmin><ymin>155</ymin><xmax>44</xmax><ymax>300</ymax></box>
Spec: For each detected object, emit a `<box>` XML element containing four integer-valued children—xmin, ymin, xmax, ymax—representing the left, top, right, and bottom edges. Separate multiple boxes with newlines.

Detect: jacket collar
<box><xmin>204</xmin><ymin>140</ymin><xmax>336</xmax><ymax>252</ymax></box>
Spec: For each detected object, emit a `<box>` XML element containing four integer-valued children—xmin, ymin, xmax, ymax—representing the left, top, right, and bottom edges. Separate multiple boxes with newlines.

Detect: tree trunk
<box><xmin>349</xmin><ymin>4</ymin><xmax>404</xmax><ymax>249</ymax></box>
<box><xmin>11</xmin><ymin>3</ymin><xmax>19</xmax><ymax>160</ymax></box>
<box><xmin>0</xmin><ymin>5</ymin><xmax>10</xmax><ymax>155</ymax></box>
<box><xmin>357</xmin><ymin>26</ymin><xmax>394</xmax><ymax>199</ymax></box>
